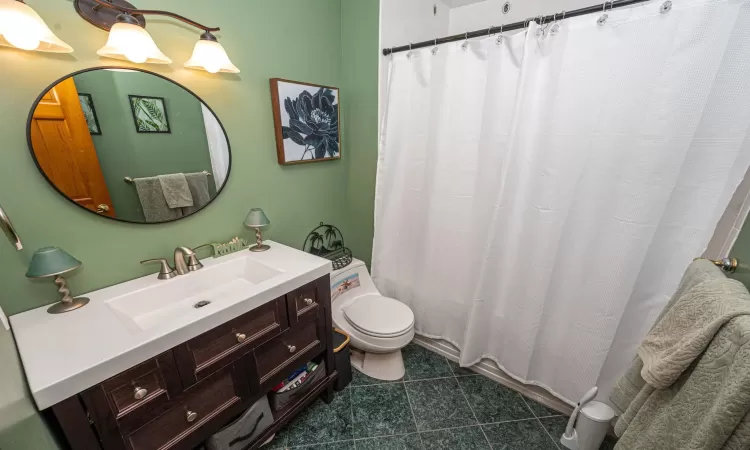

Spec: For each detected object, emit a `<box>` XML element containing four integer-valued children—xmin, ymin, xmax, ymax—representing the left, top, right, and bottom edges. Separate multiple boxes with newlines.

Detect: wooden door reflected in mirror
<box><xmin>30</xmin><ymin>78</ymin><xmax>116</xmax><ymax>218</ymax></box>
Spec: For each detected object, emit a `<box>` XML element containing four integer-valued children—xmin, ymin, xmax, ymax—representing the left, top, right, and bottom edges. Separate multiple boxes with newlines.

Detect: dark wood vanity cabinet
<box><xmin>51</xmin><ymin>275</ymin><xmax>337</xmax><ymax>450</ymax></box>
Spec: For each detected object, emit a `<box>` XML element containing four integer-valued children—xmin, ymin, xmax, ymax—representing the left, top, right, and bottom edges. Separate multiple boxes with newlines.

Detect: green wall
<box><xmin>73</xmin><ymin>70</ymin><xmax>216</xmax><ymax>222</ymax></box>
<box><xmin>0</xmin><ymin>326</ymin><xmax>60</xmax><ymax>449</ymax></box>
<box><xmin>342</xmin><ymin>0</ymin><xmax>380</xmax><ymax>265</ymax></box>
<box><xmin>0</xmin><ymin>0</ymin><xmax>380</xmax><ymax>448</ymax></box>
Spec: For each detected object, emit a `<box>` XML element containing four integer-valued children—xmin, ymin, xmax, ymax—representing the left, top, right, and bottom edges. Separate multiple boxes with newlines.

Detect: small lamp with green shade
<box><xmin>243</xmin><ymin>208</ymin><xmax>270</xmax><ymax>252</ymax></box>
<box><xmin>26</xmin><ymin>247</ymin><xmax>89</xmax><ymax>314</ymax></box>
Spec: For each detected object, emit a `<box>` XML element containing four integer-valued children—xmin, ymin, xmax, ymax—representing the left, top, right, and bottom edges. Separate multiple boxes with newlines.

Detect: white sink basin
<box><xmin>107</xmin><ymin>255</ymin><xmax>282</xmax><ymax>331</ymax></box>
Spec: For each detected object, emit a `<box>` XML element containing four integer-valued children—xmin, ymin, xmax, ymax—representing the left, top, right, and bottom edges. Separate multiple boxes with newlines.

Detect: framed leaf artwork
<box><xmin>78</xmin><ymin>93</ymin><xmax>102</xmax><ymax>135</ymax></box>
<box><xmin>270</xmin><ymin>78</ymin><xmax>341</xmax><ymax>165</ymax></box>
<box><xmin>128</xmin><ymin>95</ymin><xmax>171</xmax><ymax>133</ymax></box>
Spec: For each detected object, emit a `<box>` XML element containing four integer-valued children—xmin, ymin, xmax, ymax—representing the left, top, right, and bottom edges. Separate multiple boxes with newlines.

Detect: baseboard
<box><xmin>412</xmin><ymin>335</ymin><xmax>574</xmax><ymax>417</ymax></box>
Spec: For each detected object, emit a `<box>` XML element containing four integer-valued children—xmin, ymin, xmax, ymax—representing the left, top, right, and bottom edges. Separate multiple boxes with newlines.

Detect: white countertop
<box><xmin>10</xmin><ymin>241</ymin><xmax>331</xmax><ymax>410</ymax></box>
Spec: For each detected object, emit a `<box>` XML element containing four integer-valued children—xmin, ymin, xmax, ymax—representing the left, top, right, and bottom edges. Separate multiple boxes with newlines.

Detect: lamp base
<box><xmin>249</xmin><ymin>244</ymin><xmax>270</xmax><ymax>252</ymax></box>
<box><xmin>47</xmin><ymin>297</ymin><xmax>90</xmax><ymax>315</ymax></box>
<box><xmin>74</xmin><ymin>0</ymin><xmax>146</xmax><ymax>31</ymax></box>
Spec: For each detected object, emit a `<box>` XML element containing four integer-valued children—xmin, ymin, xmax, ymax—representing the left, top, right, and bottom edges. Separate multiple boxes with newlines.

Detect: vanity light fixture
<box><xmin>74</xmin><ymin>0</ymin><xmax>239</xmax><ymax>72</ymax></box>
<box><xmin>96</xmin><ymin>12</ymin><xmax>170</xmax><ymax>64</ymax></box>
<box><xmin>184</xmin><ymin>31</ymin><xmax>240</xmax><ymax>74</ymax></box>
<box><xmin>0</xmin><ymin>0</ymin><xmax>73</xmax><ymax>53</ymax></box>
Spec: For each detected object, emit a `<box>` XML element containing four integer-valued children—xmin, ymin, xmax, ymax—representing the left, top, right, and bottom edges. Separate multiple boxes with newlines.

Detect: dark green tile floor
<box><xmin>264</xmin><ymin>343</ymin><xmax>617</xmax><ymax>449</ymax></box>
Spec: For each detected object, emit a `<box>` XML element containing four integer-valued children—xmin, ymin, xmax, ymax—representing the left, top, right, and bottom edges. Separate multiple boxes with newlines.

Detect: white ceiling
<box><xmin>441</xmin><ymin>0</ymin><xmax>489</xmax><ymax>8</ymax></box>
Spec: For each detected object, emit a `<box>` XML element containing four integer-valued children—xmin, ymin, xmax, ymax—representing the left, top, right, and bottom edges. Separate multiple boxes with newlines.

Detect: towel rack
<box><xmin>124</xmin><ymin>171</ymin><xmax>212</xmax><ymax>183</ymax></box>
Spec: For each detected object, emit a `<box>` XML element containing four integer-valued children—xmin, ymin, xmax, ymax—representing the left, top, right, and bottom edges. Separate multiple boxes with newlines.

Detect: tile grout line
<box><xmin>350</xmin><ymin>374</ymin><xmax>475</xmax><ymax>387</ymax></box>
<box><xmin>452</xmin><ymin>358</ymin><xmax>493</xmax><ymax>449</ymax></box>
<box><xmin>402</xmin><ymin>376</ymin><xmax>427</xmax><ymax>450</ymax></box>
<box><xmin>520</xmin><ymin>395</ymin><xmax>563</xmax><ymax>450</ymax></box>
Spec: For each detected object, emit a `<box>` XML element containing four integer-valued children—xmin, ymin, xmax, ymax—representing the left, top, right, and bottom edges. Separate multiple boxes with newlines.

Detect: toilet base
<box><xmin>350</xmin><ymin>348</ymin><xmax>405</xmax><ymax>381</ymax></box>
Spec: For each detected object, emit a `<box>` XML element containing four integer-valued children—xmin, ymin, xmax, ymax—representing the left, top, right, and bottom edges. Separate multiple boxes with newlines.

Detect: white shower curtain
<box><xmin>201</xmin><ymin>104</ymin><xmax>230</xmax><ymax>191</ymax></box>
<box><xmin>373</xmin><ymin>0</ymin><xmax>750</xmax><ymax>404</ymax></box>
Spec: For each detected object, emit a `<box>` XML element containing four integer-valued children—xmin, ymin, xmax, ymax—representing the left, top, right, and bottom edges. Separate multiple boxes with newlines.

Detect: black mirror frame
<box><xmin>26</xmin><ymin>66</ymin><xmax>232</xmax><ymax>225</ymax></box>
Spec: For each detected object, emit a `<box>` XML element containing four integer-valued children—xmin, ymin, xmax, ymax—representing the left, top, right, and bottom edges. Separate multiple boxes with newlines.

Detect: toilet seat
<box><xmin>343</xmin><ymin>294</ymin><xmax>414</xmax><ymax>338</ymax></box>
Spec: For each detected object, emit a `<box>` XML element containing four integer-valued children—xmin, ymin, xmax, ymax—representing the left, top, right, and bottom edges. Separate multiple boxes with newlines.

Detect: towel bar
<box><xmin>124</xmin><ymin>171</ymin><xmax>212</xmax><ymax>183</ymax></box>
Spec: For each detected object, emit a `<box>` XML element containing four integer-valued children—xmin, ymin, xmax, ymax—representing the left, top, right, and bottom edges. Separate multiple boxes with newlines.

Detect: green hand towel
<box><xmin>158</xmin><ymin>173</ymin><xmax>194</xmax><ymax>209</ymax></box>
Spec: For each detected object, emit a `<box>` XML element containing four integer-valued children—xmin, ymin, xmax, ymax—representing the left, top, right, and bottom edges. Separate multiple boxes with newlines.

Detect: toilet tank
<box><xmin>330</xmin><ymin>258</ymin><xmax>379</xmax><ymax>302</ymax></box>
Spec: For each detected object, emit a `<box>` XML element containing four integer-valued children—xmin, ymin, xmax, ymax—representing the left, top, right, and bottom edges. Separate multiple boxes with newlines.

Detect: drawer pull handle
<box><xmin>133</xmin><ymin>387</ymin><xmax>148</xmax><ymax>400</ymax></box>
<box><xmin>287</xmin><ymin>344</ymin><xmax>297</xmax><ymax>353</ymax></box>
<box><xmin>304</xmin><ymin>298</ymin><xmax>314</xmax><ymax>306</ymax></box>
<box><xmin>236</xmin><ymin>333</ymin><xmax>247</xmax><ymax>343</ymax></box>
<box><xmin>186</xmin><ymin>410</ymin><xmax>198</xmax><ymax>423</ymax></box>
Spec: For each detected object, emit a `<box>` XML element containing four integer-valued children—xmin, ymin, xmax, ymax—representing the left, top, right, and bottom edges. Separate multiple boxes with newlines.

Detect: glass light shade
<box><xmin>184</xmin><ymin>38</ymin><xmax>239</xmax><ymax>74</ymax></box>
<box><xmin>244</xmin><ymin>208</ymin><xmax>270</xmax><ymax>228</ymax></box>
<box><xmin>0</xmin><ymin>0</ymin><xmax>72</xmax><ymax>53</ymax></box>
<box><xmin>97</xmin><ymin>22</ymin><xmax>171</xmax><ymax>64</ymax></box>
<box><xmin>25</xmin><ymin>247</ymin><xmax>82</xmax><ymax>279</ymax></box>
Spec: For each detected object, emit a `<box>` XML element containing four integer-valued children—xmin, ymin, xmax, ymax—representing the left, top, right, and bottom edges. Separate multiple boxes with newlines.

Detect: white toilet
<box><xmin>330</xmin><ymin>258</ymin><xmax>415</xmax><ymax>380</ymax></box>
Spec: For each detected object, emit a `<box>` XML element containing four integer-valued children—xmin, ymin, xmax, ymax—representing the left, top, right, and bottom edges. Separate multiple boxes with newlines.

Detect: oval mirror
<box><xmin>27</xmin><ymin>67</ymin><xmax>231</xmax><ymax>224</ymax></box>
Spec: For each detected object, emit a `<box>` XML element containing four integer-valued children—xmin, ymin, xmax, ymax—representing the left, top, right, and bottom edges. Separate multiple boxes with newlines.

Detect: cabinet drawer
<box><xmin>254</xmin><ymin>319</ymin><xmax>325</xmax><ymax>388</ymax></box>
<box><xmin>84</xmin><ymin>352</ymin><xmax>182</xmax><ymax>426</ymax></box>
<box><xmin>287</xmin><ymin>280</ymin><xmax>321</xmax><ymax>324</ymax></box>
<box><xmin>126</xmin><ymin>362</ymin><xmax>251</xmax><ymax>450</ymax></box>
<box><xmin>174</xmin><ymin>297</ymin><xmax>288</xmax><ymax>386</ymax></box>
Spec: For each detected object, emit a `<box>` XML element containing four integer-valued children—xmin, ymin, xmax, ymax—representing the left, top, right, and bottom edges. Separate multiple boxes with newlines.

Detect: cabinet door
<box><xmin>286</xmin><ymin>277</ymin><xmax>329</xmax><ymax>325</ymax></box>
<box><xmin>81</xmin><ymin>352</ymin><xmax>183</xmax><ymax>449</ymax></box>
<box><xmin>173</xmin><ymin>297</ymin><xmax>288</xmax><ymax>386</ymax></box>
<box><xmin>253</xmin><ymin>317</ymin><xmax>326</xmax><ymax>390</ymax></box>
<box><xmin>125</xmin><ymin>360</ymin><xmax>253</xmax><ymax>450</ymax></box>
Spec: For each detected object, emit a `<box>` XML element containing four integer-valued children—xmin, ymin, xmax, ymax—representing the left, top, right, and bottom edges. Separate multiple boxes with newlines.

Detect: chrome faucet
<box><xmin>174</xmin><ymin>246</ymin><xmax>204</xmax><ymax>275</ymax></box>
<box><xmin>141</xmin><ymin>246</ymin><xmax>205</xmax><ymax>280</ymax></box>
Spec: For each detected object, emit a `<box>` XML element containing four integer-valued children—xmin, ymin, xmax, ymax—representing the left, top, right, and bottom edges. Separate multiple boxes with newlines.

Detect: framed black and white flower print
<box><xmin>270</xmin><ymin>78</ymin><xmax>341</xmax><ymax>165</ymax></box>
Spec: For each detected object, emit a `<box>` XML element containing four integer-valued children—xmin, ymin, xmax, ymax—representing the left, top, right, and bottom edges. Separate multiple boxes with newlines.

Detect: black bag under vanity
<box><xmin>204</xmin><ymin>396</ymin><xmax>273</xmax><ymax>450</ymax></box>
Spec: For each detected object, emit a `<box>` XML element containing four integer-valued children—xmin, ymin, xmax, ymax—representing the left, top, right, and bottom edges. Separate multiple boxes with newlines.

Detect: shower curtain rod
<box><xmin>382</xmin><ymin>0</ymin><xmax>652</xmax><ymax>55</ymax></box>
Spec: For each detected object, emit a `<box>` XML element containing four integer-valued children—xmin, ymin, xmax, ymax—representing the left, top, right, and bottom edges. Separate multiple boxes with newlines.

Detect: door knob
<box><xmin>287</xmin><ymin>344</ymin><xmax>297</xmax><ymax>353</ymax></box>
<box><xmin>708</xmin><ymin>257</ymin><xmax>739</xmax><ymax>273</ymax></box>
<box><xmin>96</xmin><ymin>204</ymin><xmax>110</xmax><ymax>214</ymax></box>
<box><xmin>236</xmin><ymin>333</ymin><xmax>247</xmax><ymax>343</ymax></box>
<box><xmin>133</xmin><ymin>387</ymin><xmax>148</xmax><ymax>400</ymax></box>
<box><xmin>186</xmin><ymin>410</ymin><xmax>198</xmax><ymax>423</ymax></box>
<box><xmin>304</xmin><ymin>298</ymin><xmax>314</xmax><ymax>306</ymax></box>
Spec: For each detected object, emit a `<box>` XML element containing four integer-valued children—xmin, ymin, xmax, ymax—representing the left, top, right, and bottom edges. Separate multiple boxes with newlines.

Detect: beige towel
<box><xmin>610</xmin><ymin>259</ymin><xmax>750</xmax><ymax>450</ymax></box>
<box><xmin>182</xmin><ymin>172</ymin><xmax>211</xmax><ymax>216</ymax></box>
<box><xmin>158</xmin><ymin>173</ymin><xmax>194</xmax><ymax>209</ymax></box>
<box><xmin>132</xmin><ymin>177</ymin><xmax>183</xmax><ymax>223</ymax></box>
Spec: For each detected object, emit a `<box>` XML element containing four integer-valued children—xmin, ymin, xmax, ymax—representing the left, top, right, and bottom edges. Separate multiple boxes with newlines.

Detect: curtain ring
<box><xmin>407</xmin><ymin>43</ymin><xmax>414</xmax><ymax>59</ymax></box>
<box><xmin>487</xmin><ymin>25</ymin><xmax>493</xmax><ymax>36</ymax></box>
<box><xmin>431</xmin><ymin>38</ymin><xmax>439</xmax><ymax>55</ymax></box>
<box><xmin>495</xmin><ymin>24</ymin><xmax>504</xmax><ymax>45</ymax></box>
<box><xmin>535</xmin><ymin>15</ymin><xmax>546</xmax><ymax>37</ymax></box>
<box><xmin>550</xmin><ymin>12</ymin><xmax>562</xmax><ymax>36</ymax></box>
<box><xmin>461</xmin><ymin>31</ymin><xmax>470</xmax><ymax>50</ymax></box>
<box><xmin>598</xmin><ymin>2</ymin><xmax>609</xmax><ymax>25</ymax></box>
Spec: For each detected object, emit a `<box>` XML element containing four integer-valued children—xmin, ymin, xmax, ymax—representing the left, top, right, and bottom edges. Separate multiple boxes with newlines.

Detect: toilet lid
<box><xmin>344</xmin><ymin>295</ymin><xmax>414</xmax><ymax>338</ymax></box>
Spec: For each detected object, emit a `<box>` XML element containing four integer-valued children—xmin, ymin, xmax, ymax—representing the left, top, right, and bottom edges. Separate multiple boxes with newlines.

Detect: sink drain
<box><xmin>194</xmin><ymin>300</ymin><xmax>211</xmax><ymax>309</ymax></box>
